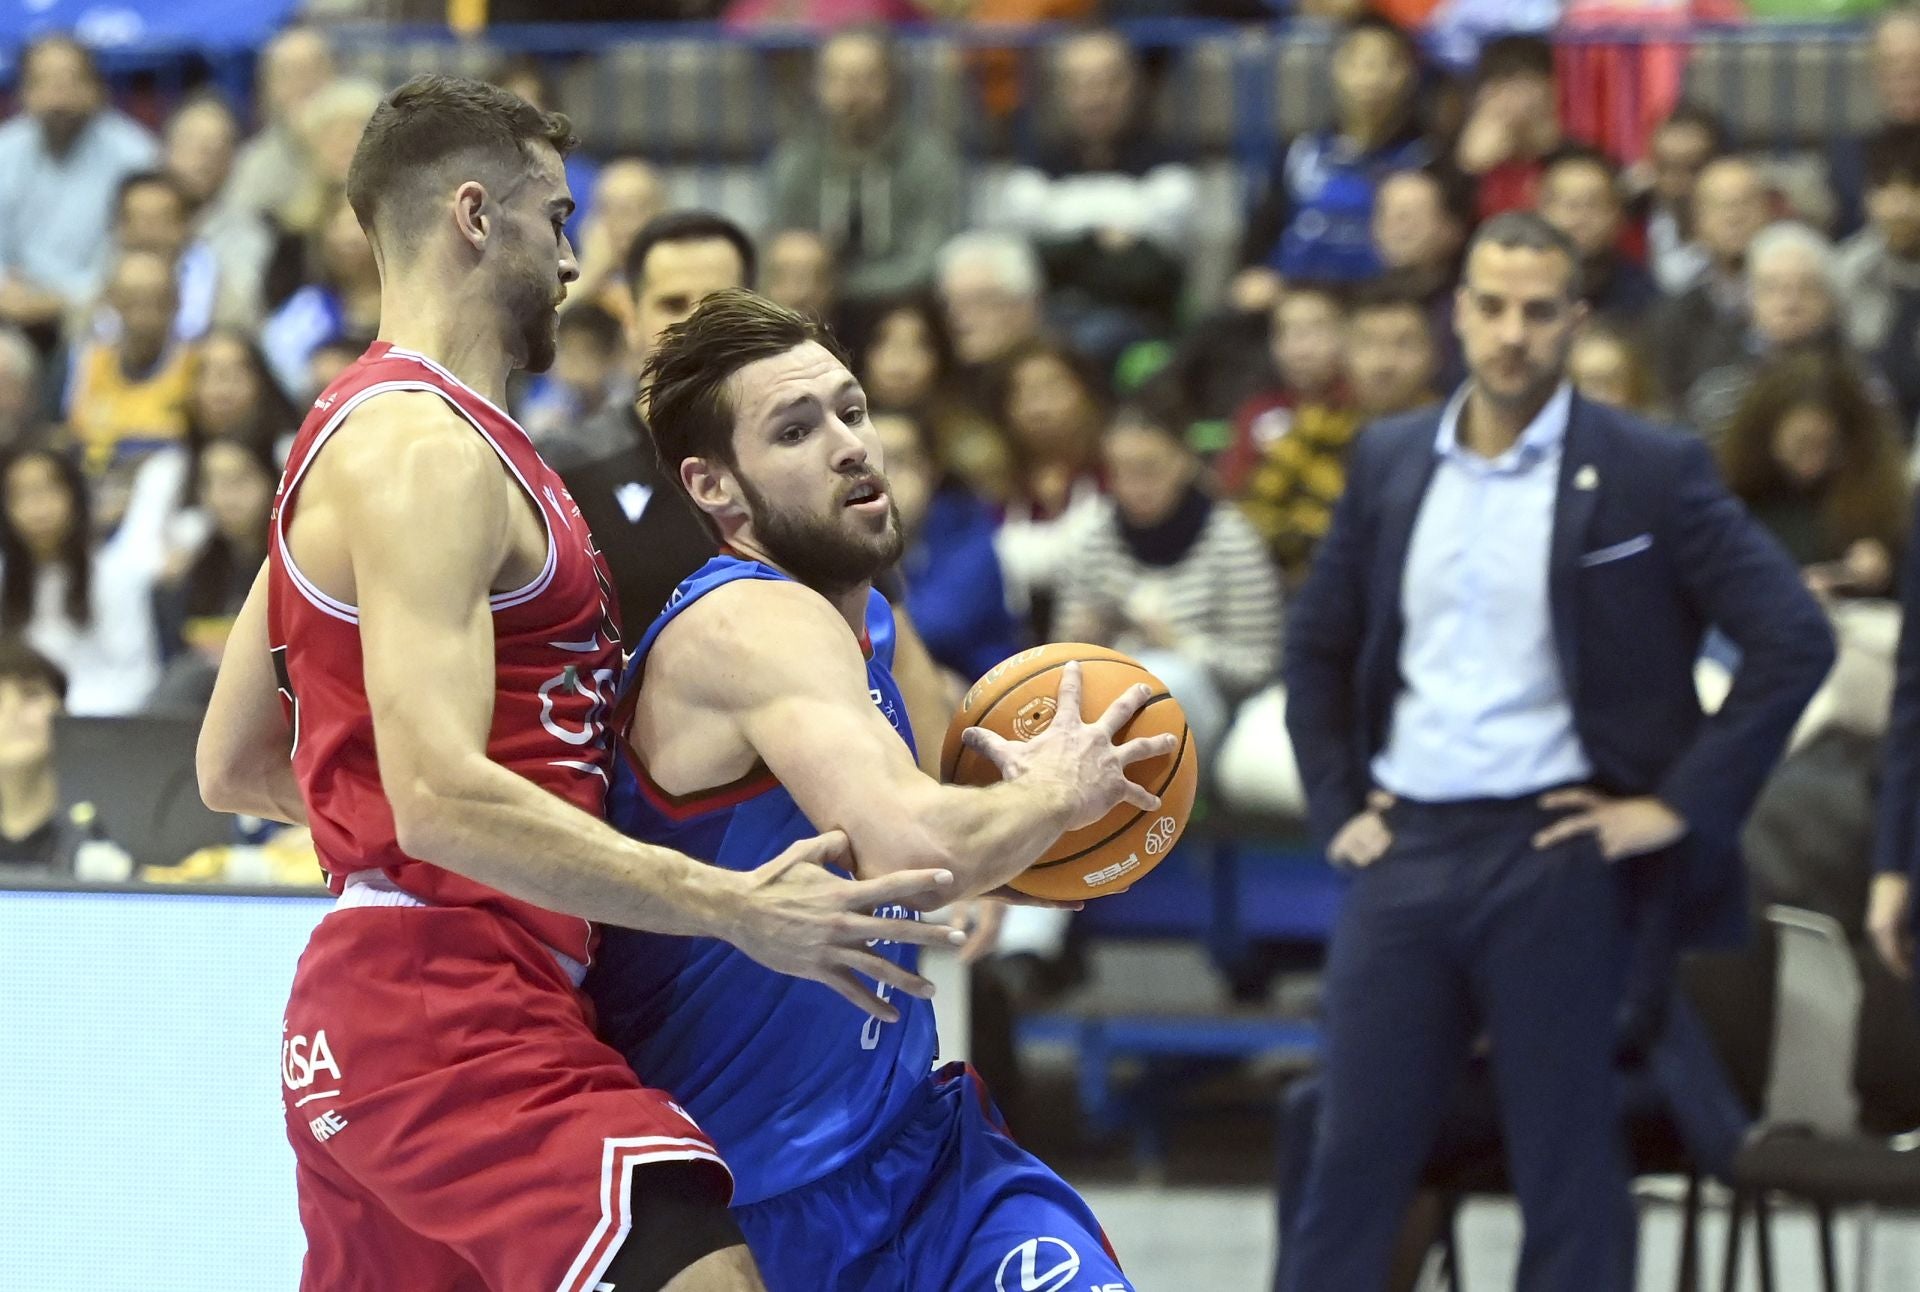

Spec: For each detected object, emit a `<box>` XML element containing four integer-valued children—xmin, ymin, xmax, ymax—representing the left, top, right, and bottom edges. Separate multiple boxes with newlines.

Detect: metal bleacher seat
<box><xmin>1681</xmin><ymin>27</ymin><xmax>1875</xmax><ymax>149</ymax></box>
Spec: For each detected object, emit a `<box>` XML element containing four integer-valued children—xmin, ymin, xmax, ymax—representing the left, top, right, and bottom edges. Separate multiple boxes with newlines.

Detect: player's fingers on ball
<box><xmin>1121</xmin><ymin>782</ymin><xmax>1161</xmax><ymax>812</ymax></box>
<box><xmin>1053</xmin><ymin>659</ymin><xmax>1084</xmax><ymax>719</ymax></box>
<box><xmin>960</xmin><ymin>725</ymin><xmax>1014</xmax><ymax>768</ymax></box>
<box><xmin>1116</xmin><ymin>732</ymin><xmax>1180</xmax><ymax>763</ymax></box>
<box><xmin>1095</xmin><ymin>682</ymin><xmax>1155</xmax><ymax>736</ymax></box>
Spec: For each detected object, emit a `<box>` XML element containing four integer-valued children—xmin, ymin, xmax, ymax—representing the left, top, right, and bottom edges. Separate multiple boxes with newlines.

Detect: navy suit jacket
<box><xmin>1283</xmin><ymin>394</ymin><xmax>1835</xmax><ymax>948</ymax></box>
<box><xmin>1874</xmin><ymin>488</ymin><xmax>1920</xmax><ymax>902</ymax></box>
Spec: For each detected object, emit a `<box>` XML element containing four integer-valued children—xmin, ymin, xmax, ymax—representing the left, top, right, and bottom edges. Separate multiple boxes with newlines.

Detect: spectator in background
<box><xmin>1652</xmin><ymin>155</ymin><xmax>1772</xmax><ymax>415</ymax></box>
<box><xmin>271</xmin><ymin>78</ymin><xmax>382</xmax><ymax>249</ymax></box>
<box><xmin>1634</xmin><ymin>103</ymin><xmax>1724</xmax><ymax>295</ymax></box>
<box><xmin>0</xmin><ymin>35</ymin><xmax>158</xmax><ymax>336</ymax></box>
<box><xmin>148</xmin><ymin>432</ymin><xmax>276</xmax><ymax>714</ymax></box>
<box><xmin>65</xmin><ymin>250</ymin><xmax>196</xmax><ymax>474</ymax></box>
<box><xmin>1831</xmin><ymin>6</ymin><xmax>1920</xmax><ymax>238</ymax></box>
<box><xmin>1056</xmin><ymin>392</ymin><xmax>1282</xmax><ymax>757</ymax></box>
<box><xmin>548</xmin><ymin>211</ymin><xmax>757</xmax><ymax>626</ymax></box>
<box><xmin>1454</xmin><ymin>34</ymin><xmax>1562</xmax><ymax>218</ymax></box>
<box><xmin>1222</xmin><ymin>283</ymin><xmax>1352</xmax><ymax>497</ymax></box>
<box><xmin>1838</xmin><ymin>124</ymin><xmax>1920</xmax><ymax>433</ymax></box>
<box><xmin>303</xmin><ymin>337</ymin><xmax>361</xmax><ymax>405</ymax></box>
<box><xmin>1537</xmin><ymin>146</ymin><xmax>1659</xmax><ymax>329</ymax></box>
<box><xmin>996</xmin><ymin>28</ymin><xmax>1196</xmax><ymax>357</ymax></box>
<box><xmin>1242</xmin><ymin>16</ymin><xmax>1431</xmax><ymax>286</ymax></box>
<box><xmin>763</xmin><ymin>228</ymin><xmax>841</xmax><ymax>328</ymax></box>
<box><xmin>1686</xmin><ymin>222</ymin><xmax>1851</xmax><ymax>437</ymax></box>
<box><xmin>0</xmin><ymin>447</ymin><xmax>161</xmax><ymax>715</ymax></box>
<box><xmin>767</xmin><ymin>27</ymin><xmax>965</xmax><ymax>308</ymax></box>
<box><xmin>0</xmin><ymin>638</ymin><xmax>79</xmax><ymax>877</ymax></box>
<box><xmin>260</xmin><ymin>196</ymin><xmax>381</xmax><ymax>401</ymax></box>
<box><xmin>1569</xmin><ymin>320</ymin><xmax>1660</xmax><ymax>414</ymax></box>
<box><xmin>569</xmin><ymin>158</ymin><xmax>664</xmax><ymax>325</ymax></box>
<box><xmin>1346</xmin><ymin>283</ymin><xmax>1442</xmax><ymax>421</ymax></box>
<box><xmin>226</xmin><ymin>24</ymin><xmax>337</xmax><ymax>221</ymax></box>
<box><xmin>857</xmin><ymin>295</ymin><xmax>1011</xmax><ymax>499</ymax></box>
<box><xmin>106</xmin><ymin>171</ymin><xmax>218</xmax><ymax>341</ymax></box>
<box><xmin>1718</xmin><ymin>353</ymin><xmax>1908</xmax><ymax>600</ymax></box>
<box><xmin>0</xmin><ymin>328</ymin><xmax>43</xmax><ymax>449</ymax></box>
<box><xmin>872</xmin><ymin>408</ymin><xmax>1022</xmax><ymax>683</ymax></box>
<box><xmin>1373</xmin><ymin>166</ymin><xmax>1471</xmax><ymax>384</ymax></box>
<box><xmin>162</xmin><ymin>95</ymin><xmax>272</xmax><ymax>331</ymax></box>
<box><xmin>517</xmin><ymin>303</ymin><xmax>628</xmax><ymax>444</ymax></box>
<box><xmin>990</xmin><ymin>338</ymin><xmax>1108</xmax><ymax>633</ymax></box>
<box><xmin>937</xmin><ymin>231</ymin><xmax>1047</xmax><ymax>388</ymax></box>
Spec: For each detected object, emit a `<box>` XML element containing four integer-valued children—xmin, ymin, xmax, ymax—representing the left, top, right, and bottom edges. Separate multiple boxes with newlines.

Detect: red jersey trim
<box><xmin>275</xmin><ymin>378</ymin><xmax>558</xmax><ymax>624</ymax></box>
<box><xmin>621</xmin><ymin>741</ymin><xmax>780</xmax><ymax>822</ymax></box>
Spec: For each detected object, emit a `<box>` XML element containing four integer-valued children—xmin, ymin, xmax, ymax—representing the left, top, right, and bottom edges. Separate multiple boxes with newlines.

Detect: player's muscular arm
<box><xmin>671</xmin><ymin>582</ymin><xmax>1172</xmax><ymax>900</ymax></box>
<box><xmin>328</xmin><ymin>398</ymin><xmax>959</xmax><ymax>1019</ymax></box>
<box><xmin>198</xmin><ymin>562</ymin><xmax>308</xmax><ymax>825</ymax></box>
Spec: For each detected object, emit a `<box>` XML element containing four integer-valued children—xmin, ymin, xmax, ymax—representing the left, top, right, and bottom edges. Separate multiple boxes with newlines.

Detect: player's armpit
<box><xmin>197</xmin><ymin>562</ymin><xmax>307</xmax><ymax>825</ymax></box>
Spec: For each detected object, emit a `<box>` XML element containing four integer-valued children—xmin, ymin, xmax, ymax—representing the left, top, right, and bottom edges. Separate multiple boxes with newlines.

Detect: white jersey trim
<box><xmin>275</xmin><ymin>378</ymin><xmax>558</xmax><ymax>625</ymax></box>
<box><xmin>556</xmin><ymin>1136</ymin><xmax>735</xmax><ymax>1292</ymax></box>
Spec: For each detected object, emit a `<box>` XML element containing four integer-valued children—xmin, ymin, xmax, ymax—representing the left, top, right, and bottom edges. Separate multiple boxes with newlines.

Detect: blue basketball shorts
<box><xmin>732</xmin><ymin>1063</ymin><xmax>1131</xmax><ymax>1292</ymax></box>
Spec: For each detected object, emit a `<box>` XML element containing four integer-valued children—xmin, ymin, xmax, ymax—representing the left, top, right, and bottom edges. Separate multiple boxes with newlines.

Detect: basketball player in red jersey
<box><xmin>195</xmin><ymin>76</ymin><xmax>963</xmax><ymax>1292</ymax></box>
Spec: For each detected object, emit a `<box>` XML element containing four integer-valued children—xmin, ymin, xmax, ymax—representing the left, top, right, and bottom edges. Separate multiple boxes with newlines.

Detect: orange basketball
<box><xmin>938</xmin><ymin>643</ymin><xmax>1197</xmax><ymax>900</ymax></box>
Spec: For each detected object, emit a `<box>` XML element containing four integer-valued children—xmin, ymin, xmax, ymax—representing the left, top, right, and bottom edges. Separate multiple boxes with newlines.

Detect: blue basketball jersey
<box><xmin>586</xmin><ymin>554</ymin><xmax>936</xmax><ymax>1206</ymax></box>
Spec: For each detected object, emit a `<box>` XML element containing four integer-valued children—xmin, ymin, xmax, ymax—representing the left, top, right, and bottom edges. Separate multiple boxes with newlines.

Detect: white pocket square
<box><xmin>1579</xmin><ymin>533</ymin><xmax>1653</xmax><ymax>567</ymax></box>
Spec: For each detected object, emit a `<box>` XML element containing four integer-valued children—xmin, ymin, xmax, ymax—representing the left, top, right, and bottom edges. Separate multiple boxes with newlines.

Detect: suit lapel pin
<box><xmin>1574</xmin><ymin>465</ymin><xmax>1599</xmax><ymax>491</ymax></box>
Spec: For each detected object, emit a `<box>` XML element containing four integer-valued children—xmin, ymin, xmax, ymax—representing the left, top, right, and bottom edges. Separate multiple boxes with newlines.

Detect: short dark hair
<box><xmin>1475</xmin><ymin>34</ymin><xmax>1555</xmax><ymax>87</ymax></box>
<box><xmin>640</xmin><ymin>288</ymin><xmax>848</xmax><ymax>513</ymax></box>
<box><xmin>1467</xmin><ymin>210</ymin><xmax>1580</xmax><ymax>270</ymax></box>
<box><xmin>1347</xmin><ymin>279</ymin><xmax>1433</xmax><ymax>325</ymax></box>
<box><xmin>557</xmin><ymin>301</ymin><xmax>624</xmax><ymax>351</ymax></box>
<box><xmin>346</xmin><ymin>74</ymin><xmax>576</xmax><ymax>242</ymax></box>
<box><xmin>114</xmin><ymin>169</ymin><xmax>188</xmax><ymax>222</ymax></box>
<box><xmin>1658</xmin><ymin>101</ymin><xmax>1728</xmax><ymax>154</ymax></box>
<box><xmin>624</xmin><ymin>210</ymin><xmax>757</xmax><ymax>299</ymax></box>
<box><xmin>0</xmin><ymin>635</ymin><xmax>67</xmax><ymax>703</ymax></box>
<box><xmin>1383</xmin><ymin>163</ymin><xmax>1477</xmax><ymax>230</ymax></box>
<box><xmin>1866</xmin><ymin>124</ymin><xmax>1920</xmax><ymax>191</ymax></box>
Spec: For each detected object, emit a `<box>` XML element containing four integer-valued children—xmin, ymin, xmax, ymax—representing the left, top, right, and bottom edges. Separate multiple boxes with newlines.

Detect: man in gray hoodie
<box><xmin>766</xmin><ymin>28</ymin><xmax>965</xmax><ymax>308</ymax></box>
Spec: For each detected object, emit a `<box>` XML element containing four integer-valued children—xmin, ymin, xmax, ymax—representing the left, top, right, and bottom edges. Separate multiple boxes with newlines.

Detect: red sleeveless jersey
<box><xmin>267</xmin><ymin>342</ymin><xmax>623</xmax><ymax>963</ymax></box>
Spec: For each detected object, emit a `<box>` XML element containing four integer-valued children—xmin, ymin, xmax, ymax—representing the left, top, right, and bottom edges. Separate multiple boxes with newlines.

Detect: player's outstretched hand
<box><xmin>960</xmin><ymin>660</ymin><xmax>1180</xmax><ymax>831</ymax></box>
<box><xmin>725</xmin><ymin>830</ymin><xmax>968</xmax><ymax>1022</ymax></box>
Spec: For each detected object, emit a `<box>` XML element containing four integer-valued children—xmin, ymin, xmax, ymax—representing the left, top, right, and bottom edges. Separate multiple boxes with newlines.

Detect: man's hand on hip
<box><xmin>1330</xmin><ymin>791</ymin><xmax>1396</xmax><ymax>869</ymax></box>
<box><xmin>1867</xmin><ymin>872</ymin><xmax>1914</xmax><ymax>980</ymax></box>
<box><xmin>1532</xmin><ymin>789</ymin><xmax>1686</xmax><ymax>861</ymax></box>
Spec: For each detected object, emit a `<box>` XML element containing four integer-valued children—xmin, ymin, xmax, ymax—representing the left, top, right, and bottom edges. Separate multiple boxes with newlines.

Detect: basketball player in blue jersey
<box><xmin>585</xmin><ymin>288</ymin><xmax>1171</xmax><ymax>1291</ymax></box>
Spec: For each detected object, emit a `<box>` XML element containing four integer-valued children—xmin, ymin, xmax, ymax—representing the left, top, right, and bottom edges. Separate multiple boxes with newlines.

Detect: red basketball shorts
<box><xmin>280</xmin><ymin>901</ymin><xmax>731</xmax><ymax>1292</ymax></box>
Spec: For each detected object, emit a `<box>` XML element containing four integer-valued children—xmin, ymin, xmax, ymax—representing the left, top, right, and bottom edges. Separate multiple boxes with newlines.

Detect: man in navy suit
<box><xmin>1871</xmin><ymin>493</ymin><xmax>1920</xmax><ymax>1009</ymax></box>
<box><xmin>1280</xmin><ymin>212</ymin><xmax>1833</xmax><ymax>1292</ymax></box>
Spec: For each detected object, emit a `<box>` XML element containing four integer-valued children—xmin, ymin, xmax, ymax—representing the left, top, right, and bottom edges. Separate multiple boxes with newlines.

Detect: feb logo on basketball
<box><xmin>1144</xmin><ymin>815</ymin><xmax>1178</xmax><ymax>856</ymax></box>
<box><xmin>1012</xmin><ymin>696</ymin><xmax>1058</xmax><ymax>741</ymax></box>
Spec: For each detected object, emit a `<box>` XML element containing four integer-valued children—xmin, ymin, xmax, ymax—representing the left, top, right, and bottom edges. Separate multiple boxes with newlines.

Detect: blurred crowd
<box><xmin>2</xmin><ymin>11</ymin><xmax>1920</xmax><ymax>888</ymax></box>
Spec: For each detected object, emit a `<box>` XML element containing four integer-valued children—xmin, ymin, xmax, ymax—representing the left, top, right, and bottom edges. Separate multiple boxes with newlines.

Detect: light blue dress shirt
<box><xmin>0</xmin><ymin>110</ymin><xmax>157</xmax><ymax>305</ymax></box>
<box><xmin>1371</xmin><ymin>382</ymin><xmax>1594</xmax><ymax>801</ymax></box>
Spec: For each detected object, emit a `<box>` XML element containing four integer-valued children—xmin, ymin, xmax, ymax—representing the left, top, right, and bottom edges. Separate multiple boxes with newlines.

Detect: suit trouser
<box><xmin>1280</xmin><ymin>795</ymin><xmax>1638</xmax><ymax>1292</ymax></box>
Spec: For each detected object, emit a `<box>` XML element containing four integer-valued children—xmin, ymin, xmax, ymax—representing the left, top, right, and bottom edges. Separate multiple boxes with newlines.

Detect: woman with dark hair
<box><xmin>0</xmin><ymin>447</ymin><xmax>162</xmax><ymax>714</ymax></box>
<box><xmin>856</xmin><ymin>295</ymin><xmax>1011</xmax><ymax>499</ymax></box>
<box><xmin>1718</xmin><ymin>352</ymin><xmax>1910</xmax><ymax>598</ymax></box>
<box><xmin>1055</xmin><ymin>389</ymin><xmax>1281</xmax><ymax>758</ymax></box>
<box><xmin>987</xmin><ymin>337</ymin><xmax>1109</xmax><ymax>633</ymax></box>
<box><xmin>148</xmin><ymin>433</ymin><xmax>278</xmax><ymax>713</ymax></box>
<box><xmin>121</xmin><ymin>326</ymin><xmax>297</xmax><ymax>576</ymax></box>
